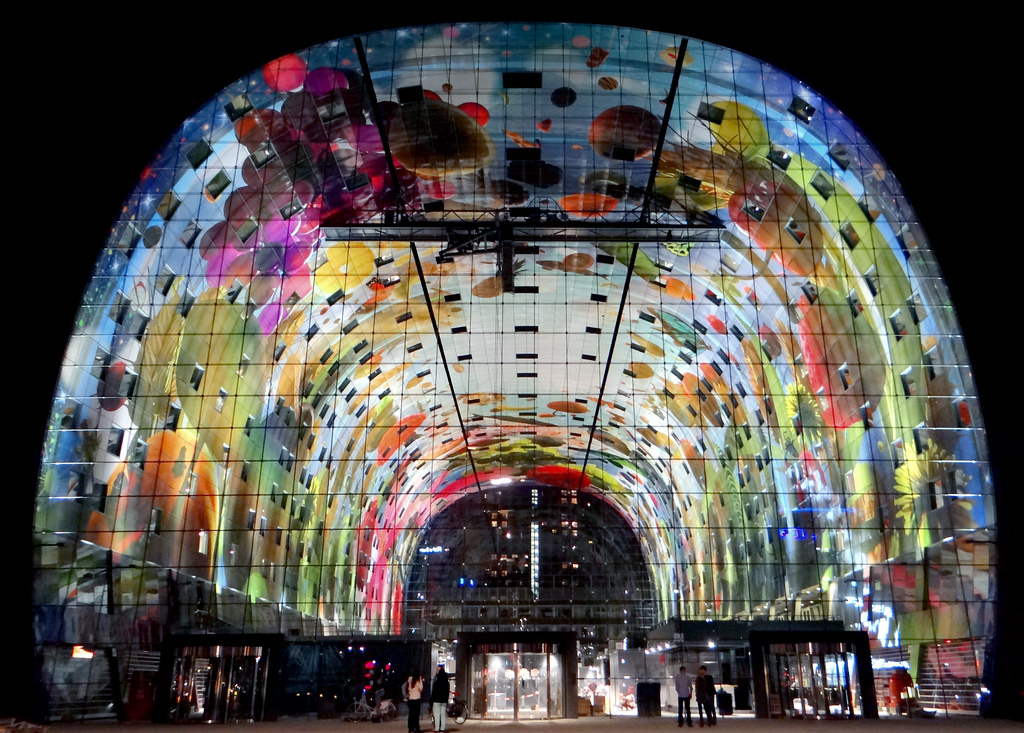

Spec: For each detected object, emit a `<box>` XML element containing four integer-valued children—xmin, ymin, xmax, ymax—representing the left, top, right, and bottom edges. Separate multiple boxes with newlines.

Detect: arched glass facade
<box><xmin>33</xmin><ymin>22</ymin><xmax>994</xmax><ymax>719</ymax></box>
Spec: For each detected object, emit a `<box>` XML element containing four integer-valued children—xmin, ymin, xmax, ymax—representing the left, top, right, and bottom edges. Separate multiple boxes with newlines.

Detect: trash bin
<box><xmin>636</xmin><ymin>682</ymin><xmax>661</xmax><ymax>717</ymax></box>
<box><xmin>733</xmin><ymin>683</ymin><xmax>750</xmax><ymax>710</ymax></box>
<box><xmin>716</xmin><ymin>689</ymin><xmax>733</xmax><ymax>716</ymax></box>
<box><xmin>317</xmin><ymin>698</ymin><xmax>339</xmax><ymax>718</ymax></box>
<box><xmin>737</xmin><ymin>679</ymin><xmax>753</xmax><ymax>708</ymax></box>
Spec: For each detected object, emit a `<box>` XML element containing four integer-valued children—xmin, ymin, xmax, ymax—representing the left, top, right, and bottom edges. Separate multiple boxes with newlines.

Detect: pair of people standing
<box><xmin>674</xmin><ymin>664</ymin><xmax>717</xmax><ymax>727</ymax></box>
<box><xmin>406</xmin><ymin>665</ymin><xmax>450</xmax><ymax>733</ymax></box>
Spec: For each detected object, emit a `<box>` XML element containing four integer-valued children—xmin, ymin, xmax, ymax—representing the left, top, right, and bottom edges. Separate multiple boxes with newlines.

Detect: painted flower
<box><xmin>784</xmin><ymin>381</ymin><xmax>822</xmax><ymax>446</ymax></box>
<box><xmin>894</xmin><ymin>440</ymin><xmax>951</xmax><ymax>534</ymax></box>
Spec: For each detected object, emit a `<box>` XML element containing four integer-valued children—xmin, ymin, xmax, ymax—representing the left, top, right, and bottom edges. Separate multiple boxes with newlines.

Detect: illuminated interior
<box><xmin>33</xmin><ymin>22</ymin><xmax>993</xmax><ymax>719</ymax></box>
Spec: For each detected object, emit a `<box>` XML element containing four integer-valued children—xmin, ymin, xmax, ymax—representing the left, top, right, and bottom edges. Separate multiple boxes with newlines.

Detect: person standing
<box><xmin>430</xmin><ymin>664</ymin><xmax>450</xmax><ymax>732</ymax></box>
<box><xmin>406</xmin><ymin>672</ymin><xmax>423</xmax><ymax>733</ymax></box>
<box><xmin>695</xmin><ymin>665</ymin><xmax>716</xmax><ymax>727</ymax></box>
<box><xmin>674</xmin><ymin>665</ymin><xmax>693</xmax><ymax>727</ymax></box>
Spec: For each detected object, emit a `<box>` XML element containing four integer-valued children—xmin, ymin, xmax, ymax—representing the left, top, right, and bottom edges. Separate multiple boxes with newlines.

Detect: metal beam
<box><xmin>323</xmin><ymin>222</ymin><xmax>722</xmax><ymax>244</ymax></box>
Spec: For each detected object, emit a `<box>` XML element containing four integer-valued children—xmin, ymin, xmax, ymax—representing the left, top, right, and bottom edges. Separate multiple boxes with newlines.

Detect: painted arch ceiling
<box><xmin>36</xmin><ymin>22</ymin><xmax>992</xmax><ymax>638</ymax></box>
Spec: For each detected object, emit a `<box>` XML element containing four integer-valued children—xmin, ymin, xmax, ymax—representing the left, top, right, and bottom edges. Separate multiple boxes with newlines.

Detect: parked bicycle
<box><xmin>429</xmin><ymin>690</ymin><xmax>468</xmax><ymax>726</ymax></box>
<box><xmin>447</xmin><ymin>691</ymin><xmax>468</xmax><ymax>725</ymax></box>
<box><xmin>343</xmin><ymin>690</ymin><xmax>397</xmax><ymax>722</ymax></box>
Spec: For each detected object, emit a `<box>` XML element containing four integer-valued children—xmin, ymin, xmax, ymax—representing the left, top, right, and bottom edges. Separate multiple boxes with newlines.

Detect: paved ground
<box><xmin>30</xmin><ymin>712</ymin><xmax>1024</xmax><ymax>733</ymax></box>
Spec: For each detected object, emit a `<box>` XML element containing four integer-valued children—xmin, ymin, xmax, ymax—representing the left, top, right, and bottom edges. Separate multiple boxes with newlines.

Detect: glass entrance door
<box><xmin>763</xmin><ymin>642</ymin><xmax>860</xmax><ymax>719</ymax></box>
<box><xmin>518</xmin><ymin>652</ymin><xmax>549</xmax><ymax>719</ymax></box>
<box><xmin>167</xmin><ymin>645</ymin><xmax>270</xmax><ymax>723</ymax></box>
<box><xmin>469</xmin><ymin>643</ymin><xmax>561</xmax><ymax>720</ymax></box>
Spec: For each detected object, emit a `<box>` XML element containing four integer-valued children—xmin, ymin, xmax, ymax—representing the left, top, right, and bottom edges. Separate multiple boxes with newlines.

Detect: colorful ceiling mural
<box><xmin>34</xmin><ymin>21</ymin><xmax>992</xmax><ymax>672</ymax></box>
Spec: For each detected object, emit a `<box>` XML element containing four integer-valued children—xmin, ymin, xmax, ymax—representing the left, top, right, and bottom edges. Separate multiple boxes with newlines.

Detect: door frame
<box><xmin>749</xmin><ymin>629</ymin><xmax>877</xmax><ymax>719</ymax></box>
<box><xmin>455</xmin><ymin>631</ymin><xmax>577</xmax><ymax>719</ymax></box>
<box><xmin>155</xmin><ymin>633</ymin><xmax>284</xmax><ymax>723</ymax></box>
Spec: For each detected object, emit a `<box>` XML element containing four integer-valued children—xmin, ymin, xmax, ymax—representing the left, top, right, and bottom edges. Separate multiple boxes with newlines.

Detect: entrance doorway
<box><xmin>750</xmin><ymin>630</ymin><xmax>877</xmax><ymax>719</ymax></box>
<box><xmin>455</xmin><ymin>631</ymin><xmax>576</xmax><ymax>720</ymax></box>
<box><xmin>469</xmin><ymin>642</ymin><xmax>560</xmax><ymax>719</ymax></box>
<box><xmin>160</xmin><ymin>638</ymin><xmax>278</xmax><ymax>723</ymax></box>
<box><xmin>763</xmin><ymin>641</ymin><xmax>860</xmax><ymax>718</ymax></box>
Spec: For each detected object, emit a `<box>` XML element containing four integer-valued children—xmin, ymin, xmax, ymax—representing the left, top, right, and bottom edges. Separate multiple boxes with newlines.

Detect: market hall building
<box><xmin>24</xmin><ymin>21</ymin><xmax>1007</xmax><ymax>723</ymax></box>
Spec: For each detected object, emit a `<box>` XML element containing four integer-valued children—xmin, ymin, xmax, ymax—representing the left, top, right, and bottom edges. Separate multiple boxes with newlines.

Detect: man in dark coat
<box><xmin>695</xmin><ymin>665</ymin><xmax>716</xmax><ymax>726</ymax></box>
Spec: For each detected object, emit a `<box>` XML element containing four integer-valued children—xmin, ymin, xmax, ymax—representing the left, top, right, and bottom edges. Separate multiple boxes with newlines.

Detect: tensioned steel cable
<box><xmin>410</xmin><ymin>242</ymin><xmax>483</xmax><ymax>493</ymax></box>
<box><xmin>641</xmin><ymin>38</ymin><xmax>688</xmax><ymax>221</ymax></box>
<box><xmin>354</xmin><ymin>37</ymin><xmax>407</xmax><ymax>217</ymax></box>
<box><xmin>575</xmin><ymin>39</ymin><xmax>688</xmax><ymax>492</ymax></box>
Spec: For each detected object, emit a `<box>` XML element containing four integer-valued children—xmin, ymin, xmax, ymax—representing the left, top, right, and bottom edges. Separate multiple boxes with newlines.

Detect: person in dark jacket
<box><xmin>695</xmin><ymin>665</ymin><xmax>716</xmax><ymax>726</ymax></box>
<box><xmin>429</xmin><ymin>664</ymin><xmax>450</xmax><ymax>732</ymax></box>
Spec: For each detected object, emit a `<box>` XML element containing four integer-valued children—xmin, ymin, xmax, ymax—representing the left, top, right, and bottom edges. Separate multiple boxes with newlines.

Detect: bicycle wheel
<box><xmin>343</xmin><ymin>703</ymin><xmax>362</xmax><ymax>722</ymax></box>
<box><xmin>453</xmin><ymin>705</ymin><xmax>467</xmax><ymax>725</ymax></box>
<box><xmin>384</xmin><ymin>702</ymin><xmax>398</xmax><ymax>721</ymax></box>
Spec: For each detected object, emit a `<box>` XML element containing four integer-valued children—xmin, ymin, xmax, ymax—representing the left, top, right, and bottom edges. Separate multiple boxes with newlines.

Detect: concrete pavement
<box><xmin>31</xmin><ymin>713</ymin><xmax>1023</xmax><ymax>733</ymax></box>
